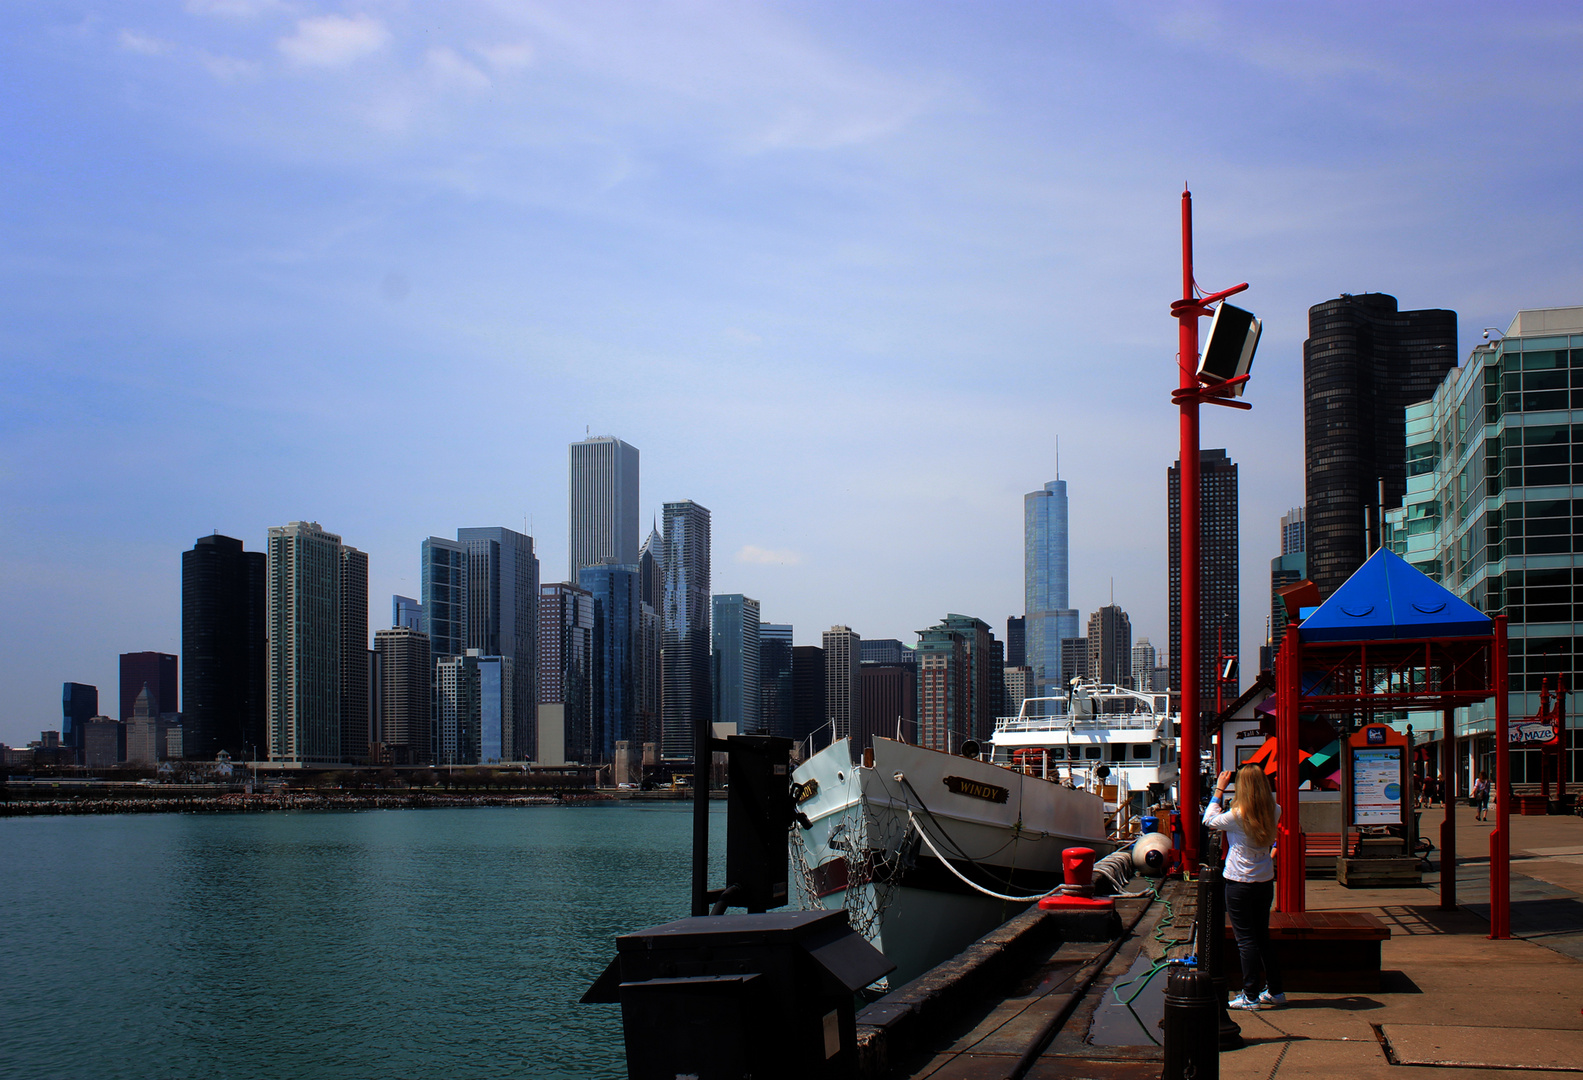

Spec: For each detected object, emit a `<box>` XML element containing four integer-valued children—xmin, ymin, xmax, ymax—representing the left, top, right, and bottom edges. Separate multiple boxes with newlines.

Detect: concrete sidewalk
<box><xmin>1222</xmin><ymin>804</ymin><xmax>1583</xmax><ymax>1079</ymax></box>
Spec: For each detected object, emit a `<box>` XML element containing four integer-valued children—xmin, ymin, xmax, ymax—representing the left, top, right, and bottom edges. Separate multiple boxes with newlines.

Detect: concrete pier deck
<box><xmin>886</xmin><ymin>804</ymin><xmax>1583</xmax><ymax>1079</ymax></box>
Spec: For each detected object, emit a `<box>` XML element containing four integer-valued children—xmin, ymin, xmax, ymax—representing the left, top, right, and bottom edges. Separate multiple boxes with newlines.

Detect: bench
<box><xmin>1300</xmin><ymin>832</ymin><xmax>1359</xmax><ymax>876</ymax></box>
<box><xmin>1221</xmin><ymin>911</ymin><xmax>1390</xmax><ymax>991</ymax></box>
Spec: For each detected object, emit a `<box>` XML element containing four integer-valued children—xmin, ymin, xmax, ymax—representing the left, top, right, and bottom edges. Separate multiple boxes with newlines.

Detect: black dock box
<box><xmin>583</xmin><ymin>909</ymin><xmax>893</xmax><ymax>1080</ymax></box>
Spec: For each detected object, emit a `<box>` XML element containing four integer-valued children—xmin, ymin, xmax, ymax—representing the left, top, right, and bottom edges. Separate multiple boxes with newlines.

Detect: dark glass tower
<box><xmin>660</xmin><ymin>500</ymin><xmax>711</xmax><ymax>761</ymax></box>
<box><xmin>120</xmin><ymin>652</ymin><xmax>178</xmax><ymax>723</ymax></box>
<box><xmin>182</xmin><ymin>534</ymin><xmax>266</xmax><ymax>760</ymax></box>
<box><xmin>62</xmin><ymin>682</ymin><xmax>98</xmax><ymax>755</ymax></box>
<box><xmin>1305</xmin><ymin>293</ymin><xmax>1457</xmax><ymax>597</ymax></box>
<box><xmin>579</xmin><ymin>562</ymin><xmax>640</xmax><ymax>765</ymax></box>
<box><xmin>1168</xmin><ymin>450</ymin><xmax>1239</xmax><ymax>721</ymax></box>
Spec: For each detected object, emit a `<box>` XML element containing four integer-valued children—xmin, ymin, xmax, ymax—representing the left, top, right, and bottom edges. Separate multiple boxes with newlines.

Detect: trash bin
<box><xmin>582</xmin><ymin>909</ymin><xmax>893</xmax><ymax>1080</ymax></box>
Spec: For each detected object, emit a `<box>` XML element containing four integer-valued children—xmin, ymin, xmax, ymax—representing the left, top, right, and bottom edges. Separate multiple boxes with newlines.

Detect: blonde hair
<box><xmin>1233</xmin><ymin>764</ymin><xmax>1278</xmax><ymax>848</ymax></box>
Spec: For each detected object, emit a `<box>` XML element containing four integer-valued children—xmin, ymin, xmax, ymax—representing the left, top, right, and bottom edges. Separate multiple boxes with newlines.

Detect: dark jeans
<box><xmin>1224</xmin><ymin>877</ymin><xmax>1282</xmax><ymax>997</ymax></box>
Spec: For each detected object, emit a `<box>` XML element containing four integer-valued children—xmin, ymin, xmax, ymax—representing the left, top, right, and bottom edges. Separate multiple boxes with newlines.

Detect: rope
<box><xmin>908</xmin><ymin>811</ymin><xmax>1063</xmax><ymax>903</ymax></box>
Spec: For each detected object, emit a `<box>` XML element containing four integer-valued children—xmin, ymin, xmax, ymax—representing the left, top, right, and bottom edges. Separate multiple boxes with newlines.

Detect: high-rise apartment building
<box><xmin>791</xmin><ymin>645</ymin><xmax>826</xmax><ymax>751</ymax></box>
<box><xmin>267</xmin><ymin>522</ymin><xmax>358</xmax><ymax>765</ymax></box>
<box><xmin>759</xmin><ymin>623</ymin><xmax>794</xmax><ymax>741</ymax></box>
<box><xmin>1130</xmin><ymin>639</ymin><xmax>1158</xmax><ymax>693</ymax></box>
<box><xmin>1086</xmin><ymin>605</ymin><xmax>1132</xmax><ymax>687</ymax></box>
<box><xmin>916</xmin><ymin>615</ymin><xmax>1003</xmax><ymax>752</ymax></box>
<box><xmin>1168</xmin><ymin>449</ymin><xmax>1240</xmax><ymax>722</ymax></box>
<box><xmin>182</xmin><ymin>534</ymin><xmax>267</xmax><ymax>761</ymax></box>
<box><xmin>393</xmin><ymin>595</ymin><xmax>423</xmax><ymax>631</ymax></box>
<box><xmin>1387</xmin><ymin>305</ymin><xmax>1583</xmax><ymax>787</ymax></box>
<box><xmin>539</xmin><ymin>582</ymin><xmax>594</xmax><ymax>764</ymax></box>
<box><xmin>420</xmin><ymin>537</ymin><xmax>468</xmax><ymax>661</ymax></box>
<box><xmin>435</xmin><ymin>652</ymin><xmax>480</xmax><ymax>765</ymax></box>
<box><xmin>339</xmin><ymin>545</ymin><xmax>369</xmax><ymax>764</ymax></box>
<box><xmin>822</xmin><ymin>626</ymin><xmax>861</xmax><ymax>742</ymax></box>
<box><xmin>120</xmin><ymin>652</ymin><xmax>177</xmax><ymax>723</ymax></box>
<box><xmin>660</xmin><ymin>501</ymin><xmax>711</xmax><ymax>760</ymax></box>
<box><xmin>712</xmin><ymin>595</ymin><xmax>761</xmax><ymax>734</ymax></box>
<box><xmin>373</xmin><ymin>626</ymin><xmax>431</xmax><ymax>765</ymax></box>
<box><xmin>1305</xmin><ymin>293</ymin><xmax>1457</xmax><ymax>597</ymax></box>
<box><xmin>1005</xmin><ymin>616</ymin><xmax>1025</xmax><ymax>669</ymax></box>
<box><xmin>457</xmin><ymin>527</ymin><xmax>538</xmax><ymax>762</ymax></box>
<box><xmin>859</xmin><ymin>641</ymin><xmax>918</xmax><ymax>752</ymax></box>
<box><xmin>569</xmin><ymin>437</ymin><xmax>640</xmax><ymax>581</ymax></box>
<box><xmin>62</xmin><ymin>682</ymin><xmax>97</xmax><ymax>758</ymax></box>
<box><xmin>859</xmin><ymin>639</ymin><xmax>914</xmax><ymax>665</ymax></box>
<box><xmin>1025</xmin><ymin>479</ymin><xmax>1081</xmax><ymax>707</ymax></box>
<box><xmin>1268</xmin><ymin>507</ymin><xmax>1308</xmax><ymax>665</ymax></box>
<box><xmin>1061</xmin><ymin>636</ymin><xmax>1088</xmax><ymax>684</ymax></box>
<box><xmin>1003</xmin><ymin>666</ymin><xmax>1031</xmax><ymax>716</ymax></box>
<box><xmin>580</xmin><ymin>562</ymin><xmax>640</xmax><ymax>764</ymax></box>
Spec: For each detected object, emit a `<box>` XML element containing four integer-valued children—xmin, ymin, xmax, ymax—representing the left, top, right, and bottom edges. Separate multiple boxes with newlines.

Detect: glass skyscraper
<box><xmin>712</xmin><ymin>595</ymin><xmax>761</xmax><ymax>734</ymax></box>
<box><xmin>420</xmin><ymin>537</ymin><xmax>468</xmax><ymax>661</ymax></box>
<box><xmin>1024</xmin><ymin>479</ymin><xmax>1079</xmax><ymax>706</ymax></box>
<box><xmin>267</xmin><ymin>521</ymin><xmax>360</xmax><ymax>765</ymax></box>
<box><xmin>182</xmin><ymin>533</ymin><xmax>267</xmax><ymax>761</ymax></box>
<box><xmin>579</xmin><ymin>562</ymin><xmax>640</xmax><ymax>765</ymax></box>
<box><xmin>759</xmin><ymin>623</ymin><xmax>794</xmax><ymax>740</ymax></box>
<box><xmin>661</xmin><ymin>500</ymin><xmax>711</xmax><ymax>760</ymax></box>
<box><xmin>457</xmin><ymin>526</ymin><xmax>539</xmax><ymax>762</ymax></box>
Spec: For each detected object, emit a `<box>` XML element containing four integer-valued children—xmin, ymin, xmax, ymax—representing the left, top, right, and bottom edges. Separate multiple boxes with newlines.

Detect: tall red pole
<box><xmin>1490</xmin><ymin>615</ymin><xmax>1511</xmax><ymax>939</ymax></box>
<box><xmin>1177</xmin><ymin>189</ymin><xmax>1202</xmax><ymax>869</ymax></box>
<box><xmin>1275</xmin><ymin>625</ymin><xmax>1303</xmax><ymax>913</ymax></box>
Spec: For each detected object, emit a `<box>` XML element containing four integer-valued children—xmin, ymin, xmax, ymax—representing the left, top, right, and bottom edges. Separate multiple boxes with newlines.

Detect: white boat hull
<box><xmin>790</xmin><ymin>736</ymin><xmax>1112</xmax><ymax>987</ymax></box>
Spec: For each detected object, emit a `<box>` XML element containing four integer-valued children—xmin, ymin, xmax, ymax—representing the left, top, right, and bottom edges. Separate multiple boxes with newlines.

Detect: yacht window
<box><xmin>1133</xmin><ymin>745</ymin><xmax>1153</xmax><ymax>759</ymax></box>
<box><xmin>1084</xmin><ymin>746</ymin><xmax>1101</xmax><ymax>760</ymax></box>
<box><xmin>1048</xmin><ymin>747</ymin><xmax>1066</xmax><ymax>760</ymax></box>
<box><xmin>1110</xmin><ymin>746</ymin><xmax>1127</xmax><ymax>761</ymax></box>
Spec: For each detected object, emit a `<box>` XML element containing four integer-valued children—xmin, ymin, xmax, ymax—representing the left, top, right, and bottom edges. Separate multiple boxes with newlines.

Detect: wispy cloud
<box><xmin>278</xmin><ymin>13</ymin><xmax>389</xmax><ymax>68</ymax></box>
<box><xmin>119</xmin><ymin>29</ymin><xmax>175</xmax><ymax>56</ymax></box>
<box><xmin>737</xmin><ymin>545</ymin><xmax>804</xmax><ymax>566</ymax></box>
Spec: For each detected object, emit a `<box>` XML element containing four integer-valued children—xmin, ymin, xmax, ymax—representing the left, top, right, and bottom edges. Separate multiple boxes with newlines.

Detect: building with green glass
<box><xmin>1387</xmin><ymin>306</ymin><xmax>1583</xmax><ymax>790</ymax></box>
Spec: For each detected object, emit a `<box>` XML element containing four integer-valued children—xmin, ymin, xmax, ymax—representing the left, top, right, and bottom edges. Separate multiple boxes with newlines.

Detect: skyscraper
<box><xmin>1268</xmin><ymin>507</ymin><xmax>1307</xmax><ymax>664</ymax></box>
<box><xmin>1130</xmin><ymin>639</ymin><xmax>1158</xmax><ymax>693</ymax></box>
<box><xmin>436</xmin><ymin>652</ymin><xmax>481</xmax><ymax>765</ymax></box>
<box><xmin>539</xmin><ymin>582</ymin><xmax>594</xmax><ymax>764</ymax></box>
<box><xmin>1086</xmin><ymin>604</ymin><xmax>1132</xmax><ymax>687</ymax></box>
<box><xmin>458</xmin><ymin>526</ymin><xmax>539</xmax><ymax>761</ymax></box>
<box><xmin>61</xmin><ymin>682</ymin><xmax>97</xmax><ymax>758</ymax></box>
<box><xmin>1025</xmin><ymin>479</ymin><xmax>1080</xmax><ymax>706</ymax></box>
<box><xmin>267</xmin><ymin>522</ymin><xmax>351</xmax><ymax>765</ymax></box>
<box><xmin>1305</xmin><ymin>293</ymin><xmax>1457</xmax><ymax>597</ymax></box>
<box><xmin>393</xmin><ymin>595</ymin><xmax>423</xmax><ymax>631</ymax></box>
<box><xmin>420</xmin><ymin>537</ymin><xmax>468</xmax><ymax>661</ymax></box>
<box><xmin>791</xmin><ymin>645</ymin><xmax>826</xmax><ymax>750</ymax></box>
<box><xmin>1005</xmin><ymin>616</ymin><xmax>1025</xmax><ymax>669</ymax></box>
<box><xmin>916</xmin><ymin>615</ymin><xmax>1003</xmax><ymax>751</ymax></box>
<box><xmin>580</xmin><ymin>562</ymin><xmax>640</xmax><ymax>764</ymax></box>
<box><xmin>119</xmin><ymin>652</ymin><xmax>177</xmax><ymax>723</ymax></box>
<box><xmin>182</xmin><ymin>534</ymin><xmax>267</xmax><ymax>761</ymax></box>
<box><xmin>339</xmin><ymin>545</ymin><xmax>369</xmax><ymax>764</ymax></box>
<box><xmin>822</xmin><ymin>626</ymin><xmax>861</xmax><ymax>742</ymax></box>
<box><xmin>859</xmin><ymin>641</ymin><xmax>918</xmax><ymax>753</ymax></box>
<box><xmin>759</xmin><ymin>623</ymin><xmax>794</xmax><ymax>741</ymax></box>
<box><xmin>712</xmin><ymin>595</ymin><xmax>761</xmax><ymax>734</ymax></box>
<box><xmin>569</xmin><ymin>436</ymin><xmax>640</xmax><ymax>581</ymax></box>
<box><xmin>1168</xmin><ymin>450</ymin><xmax>1239</xmax><ymax>720</ymax></box>
<box><xmin>373</xmin><ymin>626</ymin><xmax>431</xmax><ymax>765</ymax></box>
<box><xmin>660</xmin><ymin>500</ymin><xmax>711</xmax><ymax>760</ymax></box>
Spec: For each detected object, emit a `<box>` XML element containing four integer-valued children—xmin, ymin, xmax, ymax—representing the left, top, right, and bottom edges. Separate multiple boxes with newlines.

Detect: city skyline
<box><xmin>7</xmin><ymin>5</ymin><xmax>1583</xmax><ymax>746</ymax></box>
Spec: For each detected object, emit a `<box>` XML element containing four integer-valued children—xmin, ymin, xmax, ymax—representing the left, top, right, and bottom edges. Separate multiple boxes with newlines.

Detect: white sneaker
<box><xmin>1228</xmin><ymin>992</ymin><xmax>1260</xmax><ymax>1010</ymax></box>
<box><xmin>1258</xmin><ymin>991</ymin><xmax>1286</xmax><ymax>1008</ymax></box>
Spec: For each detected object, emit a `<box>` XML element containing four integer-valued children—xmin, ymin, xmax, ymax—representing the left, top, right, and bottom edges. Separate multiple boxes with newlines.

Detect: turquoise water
<box><xmin>1</xmin><ymin>803</ymin><xmax>725</xmax><ymax>1080</ymax></box>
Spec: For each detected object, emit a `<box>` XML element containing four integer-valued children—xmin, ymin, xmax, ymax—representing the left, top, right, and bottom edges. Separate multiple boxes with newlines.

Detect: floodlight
<box><xmin>1198</xmin><ymin>302</ymin><xmax>1261</xmax><ymax>396</ymax></box>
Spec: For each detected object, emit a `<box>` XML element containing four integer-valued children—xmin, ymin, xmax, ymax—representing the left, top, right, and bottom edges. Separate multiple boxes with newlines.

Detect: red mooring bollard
<box><xmin>1039</xmin><ymin>846</ymin><xmax>1115</xmax><ymax>910</ymax></box>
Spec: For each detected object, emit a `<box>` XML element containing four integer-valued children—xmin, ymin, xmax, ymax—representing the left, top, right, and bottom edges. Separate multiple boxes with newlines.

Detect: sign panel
<box><xmin>1352</xmin><ymin>746</ymin><xmax>1404</xmax><ymax>825</ymax></box>
<box><xmin>942</xmin><ymin>775</ymin><xmax>1009</xmax><ymax>804</ymax></box>
<box><xmin>1507</xmin><ymin>717</ymin><xmax>1561</xmax><ymax>747</ymax></box>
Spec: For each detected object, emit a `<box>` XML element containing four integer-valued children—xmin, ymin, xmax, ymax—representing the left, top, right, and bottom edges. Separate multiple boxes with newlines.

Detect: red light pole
<box><xmin>1170</xmin><ymin>189</ymin><xmax>1252</xmax><ymax>869</ymax></box>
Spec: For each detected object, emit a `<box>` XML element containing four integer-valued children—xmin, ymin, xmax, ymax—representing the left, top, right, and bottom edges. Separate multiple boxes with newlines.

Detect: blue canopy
<box><xmin>1299</xmin><ymin>548</ymin><xmax>1492</xmax><ymax>642</ymax></box>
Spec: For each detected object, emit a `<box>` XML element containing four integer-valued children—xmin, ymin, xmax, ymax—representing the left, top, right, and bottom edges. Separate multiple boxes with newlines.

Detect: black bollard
<box><xmin>1202</xmin><ymin>865</ymin><xmax>1243</xmax><ymax>1050</ymax></box>
<box><xmin>1161</xmin><ymin>965</ymin><xmax>1219</xmax><ymax>1080</ymax></box>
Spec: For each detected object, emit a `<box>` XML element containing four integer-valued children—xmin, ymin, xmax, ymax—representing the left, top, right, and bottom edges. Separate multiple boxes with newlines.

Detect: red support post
<box><xmin>1275</xmin><ymin>626</ymin><xmax>1304</xmax><ymax>914</ymax></box>
<box><xmin>1490</xmin><ymin>616</ymin><xmax>1511</xmax><ymax>938</ymax></box>
<box><xmin>1440</xmin><ymin>706</ymin><xmax>1457</xmax><ymax>910</ymax></box>
<box><xmin>1177</xmin><ymin>189</ymin><xmax>1202</xmax><ymax>869</ymax></box>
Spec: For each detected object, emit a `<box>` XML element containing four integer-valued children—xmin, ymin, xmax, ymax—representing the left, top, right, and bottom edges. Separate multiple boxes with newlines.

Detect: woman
<box><xmin>1204</xmin><ymin>764</ymin><xmax>1284</xmax><ymax>1009</ymax></box>
<box><xmin>1472</xmin><ymin>772</ymin><xmax>1490</xmax><ymax>822</ymax></box>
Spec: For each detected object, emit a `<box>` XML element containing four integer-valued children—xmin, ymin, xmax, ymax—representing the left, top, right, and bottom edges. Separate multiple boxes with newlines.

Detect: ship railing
<box><xmin>992</xmin><ymin>714</ymin><xmax>1161</xmax><ymax>733</ymax></box>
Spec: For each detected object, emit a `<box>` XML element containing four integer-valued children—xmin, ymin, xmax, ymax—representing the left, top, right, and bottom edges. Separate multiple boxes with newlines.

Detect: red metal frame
<box><xmin>1273</xmin><ymin>616</ymin><xmax>1510</xmax><ymax>937</ymax></box>
<box><xmin>1172</xmin><ymin>189</ymin><xmax>1253</xmax><ymax>870</ymax></box>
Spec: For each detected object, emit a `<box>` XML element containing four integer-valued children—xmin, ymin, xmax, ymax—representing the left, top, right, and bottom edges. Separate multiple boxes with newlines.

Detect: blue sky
<box><xmin>4</xmin><ymin>2</ymin><xmax>1581</xmax><ymax>746</ymax></box>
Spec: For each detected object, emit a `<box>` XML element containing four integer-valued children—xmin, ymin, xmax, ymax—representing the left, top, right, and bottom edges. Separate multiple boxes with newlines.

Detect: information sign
<box><xmin>1352</xmin><ymin>746</ymin><xmax>1404</xmax><ymax>825</ymax></box>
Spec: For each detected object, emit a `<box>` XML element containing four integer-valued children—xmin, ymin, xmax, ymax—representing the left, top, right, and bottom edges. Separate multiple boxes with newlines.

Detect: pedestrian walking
<box><xmin>1472</xmin><ymin>772</ymin><xmax>1490</xmax><ymax>821</ymax></box>
<box><xmin>1204</xmin><ymin>764</ymin><xmax>1284</xmax><ymax>1009</ymax></box>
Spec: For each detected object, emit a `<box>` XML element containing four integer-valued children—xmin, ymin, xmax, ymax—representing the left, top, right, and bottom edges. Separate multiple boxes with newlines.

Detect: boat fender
<box><xmin>1133</xmin><ymin>832</ymin><xmax>1175</xmax><ymax>877</ymax></box>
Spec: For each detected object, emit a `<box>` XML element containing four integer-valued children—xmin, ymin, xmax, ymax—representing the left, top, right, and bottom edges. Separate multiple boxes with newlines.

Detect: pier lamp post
<box><xmin>1169</xmin><ymin>188</ymin><xmax>1260</xmax><ymax>869</ymax></box>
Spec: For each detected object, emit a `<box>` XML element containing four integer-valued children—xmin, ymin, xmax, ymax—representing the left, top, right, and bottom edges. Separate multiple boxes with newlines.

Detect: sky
<box><xmin>4</xmin><ymin>1</ymin><xmax>1582</xmax><ymax>747</ymax></box>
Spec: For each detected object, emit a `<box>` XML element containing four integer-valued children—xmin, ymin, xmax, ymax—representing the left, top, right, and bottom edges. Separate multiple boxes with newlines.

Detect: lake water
<box><xmin>0</xmin><ymin>802</ymin><xmax>725</xmax><ymax>1080</ymax></box>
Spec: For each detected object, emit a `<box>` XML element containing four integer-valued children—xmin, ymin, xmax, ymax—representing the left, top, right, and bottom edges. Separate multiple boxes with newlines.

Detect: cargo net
<box><xmin>788</xmin><ymin>795</ymin><xmax>916</xmax><ymax>948</ymax></box>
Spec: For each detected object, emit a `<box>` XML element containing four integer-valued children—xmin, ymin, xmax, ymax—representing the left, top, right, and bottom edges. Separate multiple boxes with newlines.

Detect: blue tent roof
<box><xmin>1299</xmin><ymin>548</ymin><xmax>1492</xmax><ymax>642</ymax></box>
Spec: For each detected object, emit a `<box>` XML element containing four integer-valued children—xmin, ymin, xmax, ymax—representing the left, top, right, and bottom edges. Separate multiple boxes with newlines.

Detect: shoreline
<box><xmin>0</xmin><ymin>791</ymin><xmax>625</xmax><ymax>816</ymax></box>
